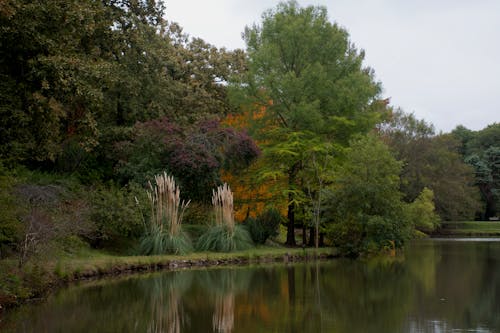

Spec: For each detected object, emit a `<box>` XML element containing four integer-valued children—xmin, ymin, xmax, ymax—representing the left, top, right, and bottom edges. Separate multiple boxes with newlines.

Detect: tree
<box><xmin>230</xmin><ymin>1</ymin><xmax>384</xmax><ymax>245</ymax></box>
<box><xmin>381</xmin><ymin>110</ymin><xmax>481</xmax><ymax>221</ymax></box>
<box><xmin>0</xmin><ymin>0</ymin><xmax>245</xmax><ymax>172</ymax></box>
<box><xmin>454</xmin><ymin>123</ymin><xmax>500</xmax><ymax>219</ymax></box>
<box><xmin>115</xmin><ymin>118</ymin><xmax>260</xmax><ymax>202</ymax></box>
<box><xmin>0</xmin><ymin>0</ymin><xmax>116</xmax><ymax>163</ymax></box>
<box><xmin>465</xmin><ymin>147</ymin><xmax>500</xmax><ymax>219</ymax></box>
<box><xmin>323</xmin><ymin>135</ymin><xmax>412</xmax><ymax>256</ymax></box>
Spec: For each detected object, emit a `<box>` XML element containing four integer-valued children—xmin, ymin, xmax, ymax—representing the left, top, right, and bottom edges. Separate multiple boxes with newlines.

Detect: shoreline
<box><xmin>0</xmin><ymin>247</ymin><xmax>337</xmax><ymax>313</ymax></box>
<box><xmin>432</xmin><ymin>221</ymin><xmax>500</xmax><ymax>237</ymax></box>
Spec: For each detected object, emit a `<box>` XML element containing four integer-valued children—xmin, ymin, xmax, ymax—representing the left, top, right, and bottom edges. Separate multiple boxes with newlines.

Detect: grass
<box><xmin>139</xmin><ymin>172</ymin><xmax>192</xmax><ymax>255</ymax></box>
<box><xmin>436</xmin><ymin>221</ymin><xmax>500</xmax><ymax>236</ymax></box>
<box><xmin>197</xmin><ymin>184</ymin><xmax>253</xmax><ymax>252</ymax></box>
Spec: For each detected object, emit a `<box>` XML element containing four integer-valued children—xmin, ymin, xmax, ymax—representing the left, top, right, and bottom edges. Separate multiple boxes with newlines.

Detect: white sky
<box><xmin>165</xmin><ymin>0</ymin><xmax>500</xmax><ymax>133</ymax></box>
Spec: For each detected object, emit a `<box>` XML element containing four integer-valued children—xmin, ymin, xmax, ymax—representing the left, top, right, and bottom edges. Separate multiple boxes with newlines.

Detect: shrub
<box><xmin>89</xmin><ymin>182</ymin><xmax>144</xmax><ymax>249</ymax></box>
<box><xmin>405</xmin><ymin>187</ymin><xmax>440</xmax><ymax>233</ymax></box>
<box><xmin>244</xmin><ymin>208</ymin><xmax>281</xmax><ymax>244</ymax></box>
<box><xmin>0</xmin><ymin>165</ymin><xmax>24</xmax><ymax>257</ymax></box>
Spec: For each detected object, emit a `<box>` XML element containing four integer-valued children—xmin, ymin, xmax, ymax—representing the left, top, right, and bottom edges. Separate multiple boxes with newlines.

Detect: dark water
<box><xmin>3</xmin><ymin>239</ymin><xmax>500</xmax><ymax>332</ymax></box>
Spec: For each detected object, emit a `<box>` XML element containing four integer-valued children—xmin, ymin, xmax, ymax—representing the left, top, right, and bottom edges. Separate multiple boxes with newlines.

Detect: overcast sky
<box><xmin>165</xmin><ymin>0</ymin><xmax>499</xmax><ymax>133</ymax></box>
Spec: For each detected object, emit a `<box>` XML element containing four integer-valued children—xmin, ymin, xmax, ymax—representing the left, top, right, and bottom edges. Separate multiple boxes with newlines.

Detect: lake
<box><xmin>3</xmin><ymin>239</ymin><xmax>500</xmax><ymax>332</ymax></box>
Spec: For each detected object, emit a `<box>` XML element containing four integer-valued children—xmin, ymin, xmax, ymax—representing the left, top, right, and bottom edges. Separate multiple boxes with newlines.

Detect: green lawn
<box><xmin>437</xmin><ymin>221</ymin><xmax>500</xmax><ymax>236</ymax></box>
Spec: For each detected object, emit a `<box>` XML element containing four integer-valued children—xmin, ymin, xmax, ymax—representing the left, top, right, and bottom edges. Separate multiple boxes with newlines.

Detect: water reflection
<box><xmin>4</xmin><ymin>240</ymin><xmax>500</xmax><ymax>332</ymax></box>
<box><xmin>144</xmin><ymin>272</ymin><xmax>193</xmax><ymax>333</ymax></box>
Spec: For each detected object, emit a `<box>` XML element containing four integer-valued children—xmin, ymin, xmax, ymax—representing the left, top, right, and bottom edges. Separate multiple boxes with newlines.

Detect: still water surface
<box><xmin>3</xmin><ymin>239</ymin><xmax>500</xmax><ymax>332</ymax></box>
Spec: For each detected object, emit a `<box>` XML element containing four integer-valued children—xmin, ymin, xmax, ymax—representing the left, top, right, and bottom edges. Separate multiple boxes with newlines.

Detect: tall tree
<box><xmin>455</xmin><ymin>123</ymin><xmax>500</xmax><ymax>219</ymax></box>
<box><xmin>230</xmin><ymin>1</ymin><xmax>384</xmax><ymax>245</ymax></box>
<box><xmin>0</xmin><ymin>0</ymin><xmax>116</xmax><ymax>163</ymax></box>
<box><xmin>0</xmin><ymin>0</ymin><xmax>246</xmax><ymax>179</ymax></box>
<box><xmin>381</xmin><ymin>110</ymin><xmax>481</xmax><ymax>221</ymax></box>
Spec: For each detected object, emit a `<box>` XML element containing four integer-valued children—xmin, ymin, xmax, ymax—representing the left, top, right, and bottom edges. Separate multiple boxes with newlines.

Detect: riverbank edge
<box><xmin>432</xmin><ymin>221</ymin><xmax>500</xmax><ymax>237</ymax></box>
<box><xmin>0</xmin><ymin>247</ymin><xmax>338</xmax><ymax>312</ymax></box>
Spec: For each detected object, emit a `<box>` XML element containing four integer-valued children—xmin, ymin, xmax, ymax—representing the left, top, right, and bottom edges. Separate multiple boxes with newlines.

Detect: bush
<box><xmin>244</xmin><ymin>208</ymin><xmax>281</xmax><ymax>244</ymax></box>
<box><xmin>196</xmin><ymin>224</ymin><xmax>253</xmax><ymax>252</ymax></box>
<box><xmin>323</xmin><ymin>135</ymin><xmax>413</xmax><ymax>256</ymax></box>
<box><xmin>89</xmin><ymin>182</ymin><xmax>145</xmax><ymax>249</ymax></box>
<box><xmin>405</xmin><ymin>187</ymin><xmax>440</xmax><ymax>233</ymax></box>
<box><xmin>183</xmin><ymin>224</ymin><xmax>209</xmax><ymax>244</ymax></box>
<box><xmin>183</xmin><ymin>202</ymin><xmax>211</xmax><ymax>225</ymax></box>
<box><xmin>0</xmin><ymin>165</ymin><xmax>24</xmax><ymax>257</ymax></box>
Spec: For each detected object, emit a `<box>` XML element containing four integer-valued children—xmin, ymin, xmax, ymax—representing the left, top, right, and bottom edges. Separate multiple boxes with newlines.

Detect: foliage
<box><xmin>405</xmin><ymin>188</ymin><xmax>440</xmax><ymax>233</ymax></box>
<box><xmin>324</xmin><ymin>135</ymin><xmax>412</xmax><ymax>256</ymax></box>
<box><xmin>0</xmin><ymin>168</ymin><xmax>95</xmax><ymax>264</ymax></box>
<box><xmin>230</xmin><ymin>0</ymin><xmax>386</xmax><ymax>245</ymax></box>
<box><xmin>381</xmin><ymin>109</ymin><xmax>481</xmax><ymax>221</ymax></box>
<box><xmin>0</xmin><ymin>0</ymin><xmax>246</xmax><ymax>175</ymax></box>
<box><xmin>244</xmin><ymin>208</ymin><xmax>282</xmax><ymax>244</ymax></box>
<box><xmin>115</xmin><ymin>118</ymin><xmax>260</xmax><ymax>201</ymax></box>
<box><xmin>139</xmin><ymin>172</ymin><xmax>192</xmax><ymax>255</ymax></box>
<box><xmin>0</xmin><ymin>165</ymin><xmax>24</xmax><ymax>257</ymax></box>
<box><xmin>182</xmin><ymin>202</ymin><xmax>212</xmax><ymax>225</ymax></box>
<box><xmin>89</xmin><ymin>182</ymin><xmax>144</xmax><ymax>249</ymax></box>
<box><xmin>455</xmin><ymin>123</ymin><xmax>500</xmax><ymax>219</ymax></box>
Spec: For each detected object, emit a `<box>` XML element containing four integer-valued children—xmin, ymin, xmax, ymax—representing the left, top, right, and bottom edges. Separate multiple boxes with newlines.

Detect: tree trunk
<box><xmin>308</xmin><ymin>227</ymin><xmax>314</xmax><ymax>247</ymax></box>
<box><xmin>286</xmin><ymin>190</ymin><xmax>296</xmax><ymax>246</ymax></box>
<box><xmin>302</xmin><ymin>223</ymin><xmax>307</xmax><ymax>246</ymax></box>
<box><xmin>286</xmin><ymin>163</ymin><xmax>299</xmax><ymax>246</ymax></box>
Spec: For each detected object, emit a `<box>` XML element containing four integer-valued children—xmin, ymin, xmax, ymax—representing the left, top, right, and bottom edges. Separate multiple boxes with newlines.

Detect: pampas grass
<box><xmin>197</xmin><ymin>183</ymin><xmax>253</xmax><ymax>252</ymax></box>
<box><xmin>212</xmin><ymin>183</ymin><xmax>235</xmax><ymax>230</ymax></box>
<box><xmin>139</xmin><ymin>172</ymin><xmax>192</xmax><ymax>255</ymax></box>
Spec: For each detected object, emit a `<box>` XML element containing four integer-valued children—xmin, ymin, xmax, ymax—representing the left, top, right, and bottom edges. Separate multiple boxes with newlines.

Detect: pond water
<box><xmin>3</xmin><ymin>239</ymin><xmax>500</xmax><ymax>332</ymax></box>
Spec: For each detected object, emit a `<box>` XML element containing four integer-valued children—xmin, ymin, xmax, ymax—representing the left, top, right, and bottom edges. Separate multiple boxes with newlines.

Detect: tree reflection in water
<box><xmin>5</xmin><ymin>241</ymin><xmax>500</xmax><ymax>332</ymax></box>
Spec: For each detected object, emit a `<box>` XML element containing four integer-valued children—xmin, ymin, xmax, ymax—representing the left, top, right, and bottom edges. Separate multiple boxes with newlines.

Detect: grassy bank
<box><xmin>0</xmin><ymin>246</ymin><xmax>337</xmax><ymax>310</ymax></box>
<box><xmin>434</xmin><ymin>221</ymin><xmax>500</xmax><ymax>237</ymax></box>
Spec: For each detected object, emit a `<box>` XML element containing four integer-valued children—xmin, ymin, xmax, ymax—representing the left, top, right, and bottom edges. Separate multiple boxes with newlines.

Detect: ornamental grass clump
<box><xmin>139</xmin><ymin>172</ymin><xmax>192</xmax><ymax>255</ymax></box>
<box><xmin>197</xmin><ymin>183</ymin><xmax>253</xmax><ymax>252</ymax></box>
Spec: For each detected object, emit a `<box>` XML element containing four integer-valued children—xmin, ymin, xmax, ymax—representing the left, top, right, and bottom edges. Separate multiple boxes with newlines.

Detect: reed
<box><xmin>140</xmin><ymin>172</ymin><xmax>192</xmax><ymax>255</ymax></box>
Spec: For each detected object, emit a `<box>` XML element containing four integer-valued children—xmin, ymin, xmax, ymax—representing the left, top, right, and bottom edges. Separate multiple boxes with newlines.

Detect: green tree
<box><xmin>323</xmin><ymin>135</ymin><xmax>412</xmax><ymax>256</ymax></box>
<box><xmin>0</xmin><ymin>0</ymin><xmax>246</xmax><ymax>183</ymax></box>
<box><xmin>0</xmin><ymin>0</ymin><xmax>116</xmax><ymax>163</ymax></box>
<box><xmin>381</xmin><ymin>110</ymin><xmax>480</xmax><ymax>221</ymax></box>
<box><xmin>454</xmin><ymin>123</ymin><xmax>500</xmax><ymax>219</ymax></box>
<box><xmin>405</xmin><ymin>187</ymin><xmax>440</xmax><ymax>233</ymax></box>
<box><xmin>230</xmin><ymin>1</ymin><xmax>384</xmax><ymax>245</ymax></box>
